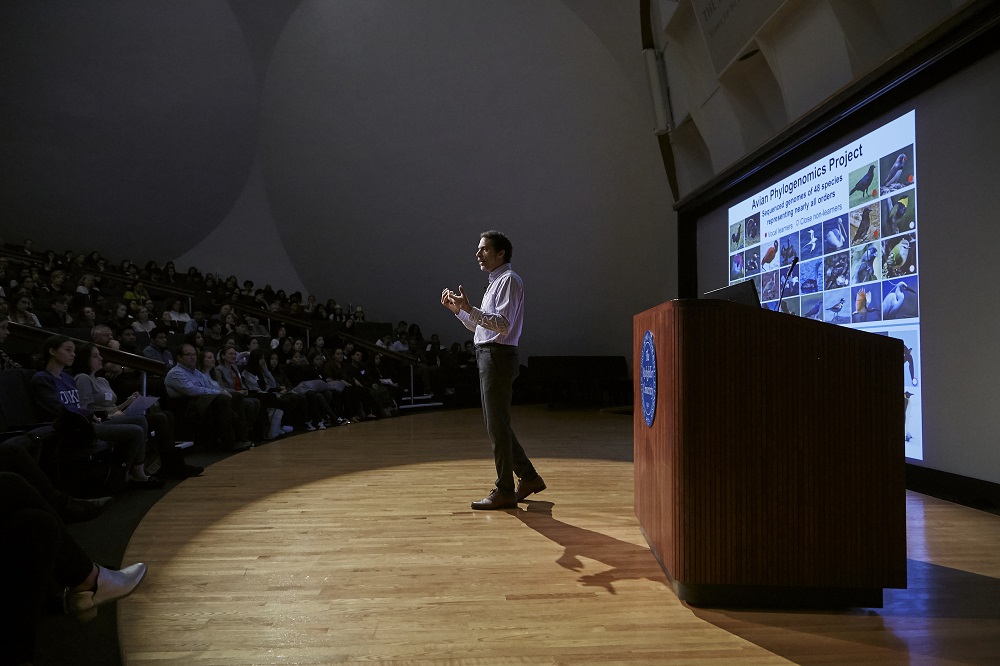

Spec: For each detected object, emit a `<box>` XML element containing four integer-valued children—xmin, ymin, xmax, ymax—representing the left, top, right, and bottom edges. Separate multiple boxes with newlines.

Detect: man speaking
<box><xmin>440</xmin><ymin>231</ymin><xmax>545</xmax><ymax>510</ymax></box>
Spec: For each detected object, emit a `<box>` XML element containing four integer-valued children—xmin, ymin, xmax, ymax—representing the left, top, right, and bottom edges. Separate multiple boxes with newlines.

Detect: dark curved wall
<box><xmin>0</xmin><ymin>0</ymin><xmax>677</xmax><ymax>359</ymax></box>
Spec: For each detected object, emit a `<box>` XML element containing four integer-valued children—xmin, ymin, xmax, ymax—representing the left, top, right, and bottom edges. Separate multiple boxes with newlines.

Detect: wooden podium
<box><xmin>633</xmin><ymin>299</ymin><xmax>906</xmax><ymax>607</ymax></box>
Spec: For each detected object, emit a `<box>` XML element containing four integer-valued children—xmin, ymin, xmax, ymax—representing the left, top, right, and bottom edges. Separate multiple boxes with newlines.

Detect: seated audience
<box><xmin>109</xmin><ymin>302</ymin><xmax>134</xmax><ymax>331</ymax></box>
<box><xmin>72</xmin><ymin>273</ymin><xmax>98</xmax><ymax>310</ymax></box>
<box><xmin>158</xmin><ymin>309</ymin><xmax>186</xmax><ymax>342</ymax></box>
<box><xmin>131</xmin><ymin>306</ymin><xmax>156</xmax><ymax>347</ymax></box>
<box><xmin>163</xmin><ymin>343</ymin><xmax>251</xmax><ymax>451</ymax></box>
<box><xmin>0</xmin><ymin>320</ymin><xmax>22</xmax><ymax>369</ymax></box>
<box><xmin>29</xmin><ymin>335</ymin><xmax>161</xmax><ymax>489</ymax></box>
<box><xmin>72</xmin><ymin>342</ymin><xmax>201</xmax><ymax>478</ymax></box>
<box><xmin>76</xmin><ymin>304</ymin><xmax>98</xmax><ymax>331</ymax></box>
<box><xmin>240</xmin><ymin>349</ymin><xmax>307</xmax><ymax>436</ymax></box>
<box><xmin>43</xmin><ymin>269</ymin><xmax>69</xmax><ymax>296</ymax></box>
<box><xmin>212</xmin><ymin>345</ymin><xmax>263</xmax><ymax>439</ymax></box>
<box><xmin>165</xmin><ymin>298</ymin><xmax>191</xmax><ymax>323</ymax></box>
<box><xmin>37</xmin><ymin>293</ymin><xmax>74</xmax><ymax>328</ymax></box>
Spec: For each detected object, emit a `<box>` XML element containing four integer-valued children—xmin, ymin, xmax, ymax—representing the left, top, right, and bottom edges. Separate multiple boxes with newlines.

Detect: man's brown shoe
<box><xmin>515</xmin><ymin>475</ymin><xmax>546</xmax><ymax>501</ymax></box>
<box><xmin>471</xmin><ymin>488</ymin><xmax>517</xmax><ymax>510</ymax></box>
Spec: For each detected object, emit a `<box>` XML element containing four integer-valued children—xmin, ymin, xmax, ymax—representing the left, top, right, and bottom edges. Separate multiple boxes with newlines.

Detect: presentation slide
<box><xmin>726</xmin><ymin>111</ymin><xmax>922</xmax><ymax>459</ymax></box>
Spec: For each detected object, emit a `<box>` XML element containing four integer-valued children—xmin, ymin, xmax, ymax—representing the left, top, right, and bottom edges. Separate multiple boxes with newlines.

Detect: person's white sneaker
<box><xmin>304</xmin><ymin>421</ymin><xmax>316</xmax><ymax>431</ymax></box>
<box><xmin>64</xmin><ymin>563</ymin><xmax>147</xmax><ymax>622</ymax></box>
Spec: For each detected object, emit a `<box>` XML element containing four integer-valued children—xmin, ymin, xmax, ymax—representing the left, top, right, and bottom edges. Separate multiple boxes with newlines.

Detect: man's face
<box><xmin>178</xmin><ymin>345</ymin><xmax>197</xmax><ymax>369</ymax></box>
<box><xmin>352</xmin><ymin>351</ymin><xmax>363</xmax><ymax>364</ymax></box>
<box><xmin>53</xmin><ymin>299</ymin><xmax>67</xmax><ymax>312</ymax></box>
<box><xmin>93</xmin><ymin>329</ymin><xmax>112</xmax><ymax>345</ymax></box>
<box><xmin>154</xmin><ymin>333</ymin><xmax>167</xmax><ymax>349</ymax></box>
<box><xmin>120</xmin><ymin>329</ymin><xmax>136</xmax><ymax>344</ymax></box>
<box><xmin>476</xmin><ymin>237</ymin><xmax>505</xmax><ymax>273</ymax></box>
<box><xmin>82</xmin><ymin>307</ymin><xmax>95</xmax><ymax>320</ymax></box>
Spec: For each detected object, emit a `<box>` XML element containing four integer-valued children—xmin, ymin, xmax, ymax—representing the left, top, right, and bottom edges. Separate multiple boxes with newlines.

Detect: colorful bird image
<box><xmin>730</xmin><ymin>252</ymin><xmax>744</xmax><ymax>280</ymax></box>
<box><xmin>745</xmin><ymin>248</ymin><xmax>760</xmax><ymax>273</ymax></box>
<box><xmin>761</xmin><ymin>240</ymin><xmax>778</xmax><ymax>270</ymax></box>
<box><xmin>889</xmin><ymin>196</ymin><xmax>909</xmax><ymax>231</ymax></box>
<box><xmin>799</xmin><ymin>258</ymin><xmax>822</xmax><ymax>294</ymax></box>
<box><xmin>851</xmin><ymin>285</ymin><xmax>880</xmax><ymax>323</ymax></box>
<box><xmin>882</xmin><ymin>280</ymin><xmax>918</xmax><ymax>320</ymax></box>
<box><xmin>883</xmin><ymin>234</ymin><xmax>915</xmax><ymax>277</ymax></box>
<box><xmin>883</xmin><ymin>153</ymin><xmax>906</xmax><ymax>187</ymax></box>
<box><xmin>826</xmin><ymin>297</ymin><xmax>845</xmax><ymax>319</ymax></box>
<box><xmin>824</xmin><ymin>289</ymin><xmax>851</xmax><ymax>324</ymax></box>
<box><xmin>853</xmin><ymin>243</ymin><xmax>879</xmax><ymax>284</ymax></box>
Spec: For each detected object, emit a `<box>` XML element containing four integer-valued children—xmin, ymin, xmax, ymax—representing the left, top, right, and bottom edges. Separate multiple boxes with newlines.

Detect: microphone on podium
<box><xmin>776</xmin><ymin>256</ymin><xmax>798</xmax><ymax>314</ymax></box>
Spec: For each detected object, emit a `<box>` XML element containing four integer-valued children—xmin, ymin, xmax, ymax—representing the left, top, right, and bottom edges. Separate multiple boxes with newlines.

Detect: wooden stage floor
<box><xmin>120</xmin><ymin>406</ymin><xmax>1000</xmax><ymax>665</ymax></box>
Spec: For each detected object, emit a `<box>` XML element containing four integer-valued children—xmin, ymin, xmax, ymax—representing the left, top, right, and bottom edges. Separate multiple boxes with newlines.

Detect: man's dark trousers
<box><xmin>477</xmin><ymin>343</ymin><xmax>536</xmax><ymax>494</ymax></box>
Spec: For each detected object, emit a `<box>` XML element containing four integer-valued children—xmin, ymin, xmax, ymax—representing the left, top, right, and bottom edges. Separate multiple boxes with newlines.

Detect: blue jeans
<box><xmin>477</xmin><ymin>344</ymin><xmax>536</xmax><ymax>494</ymax></box>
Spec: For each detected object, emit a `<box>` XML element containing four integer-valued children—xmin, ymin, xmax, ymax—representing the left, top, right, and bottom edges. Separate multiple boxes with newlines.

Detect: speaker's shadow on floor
<box><xmin>513</xmin><ymin>499</ymin><xmax>668</xmax><ymax>594</ymax></box>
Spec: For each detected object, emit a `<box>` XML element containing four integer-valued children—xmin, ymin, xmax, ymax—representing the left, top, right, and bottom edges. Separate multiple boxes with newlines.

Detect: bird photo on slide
<box><xmin>882</xmin><ymin>279</ymin><xmax>919</xmax><ymax>320</ymax></box>
<box><xmin>880</xmin><ymin>145</ymin><xmax>914</xmax><ymax>194</ymax></box>
<box><xmin>761</xmin><ymin>239</ymin><xmax>778</xmax><ymax>271</ymax></box>
<box><xmin>848</xmin><ymin>162</ymin><xmax>879</xmax><ymax>207</ymax></box>
<box><xmin>850</xmin><ymin>204</ymin><xmax>879</xmax><ymax>245</ymax></box>
<box><xmin>800</xmin><ymin>223</ymin><xmax>822</xmax><ymax>260</ymax></box>
<box><xmin>730</xmin><ymin>222</ymin><xmax>743</xmax><ymax>251</ymax></box>
<box><xmin>883</xmin><ymin>191</ymin><xmax>914</xmax><ymax>237</ymax></box>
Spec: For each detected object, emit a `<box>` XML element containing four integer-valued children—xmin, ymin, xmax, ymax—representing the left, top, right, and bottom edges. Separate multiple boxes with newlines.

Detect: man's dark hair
<box><xmin>481</xmin><ymin>230</ymin><xmax>513</xmax><ymax>263</ymax></box>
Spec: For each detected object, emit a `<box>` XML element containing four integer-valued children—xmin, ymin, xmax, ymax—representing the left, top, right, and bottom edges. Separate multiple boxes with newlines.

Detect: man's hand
<box><xmin>441</xmin><ymin>287</ymin><xmax>460</xmax><ymax>314</ymax></box>
<box><xmin>440</xmin><ymin>285</ymin><xmax>471</xmax><ymax>314</ymax></box>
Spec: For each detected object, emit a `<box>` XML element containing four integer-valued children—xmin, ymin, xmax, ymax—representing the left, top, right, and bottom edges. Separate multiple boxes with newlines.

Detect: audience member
<box><xmin>29</xmin><ymin>335</ymin><xmax>161</xmax><ymax>489</ymax></box>
<box><xmin>142</xmin><ymin>328</ymin><xmax>175</xmax><ymax>367</ymax></box>
<box><xmin>37</xmin><ymin>293</ymin><xmax>74</xmax><ymax>328</ymax></box>
<box><xmin>9</xmin><ymin>291</ymin><xmax>41</xmax><ymax>327</ymax></box>
<box><xmin>72</xmin><ymin>343</ymin><xmax>201</xmax><ymax>479</ymax></box>
<box><xmin>0</xmin><ymin>472</ymin><xmax>148</xmax><ymax>663</ymax></box>
<box><xmin>131</xmin><ymin>306</ymin><xmax>156</xmax><ymax>347</ymax></box>
<box><xmin>163</xmin><ymin>343</ymin><xmax>251</xmax><ymax>451</ymax></box>
<box><xmin>0</xmin><ymin>320</ymin><xmax>23</xmax><ymax>369</ymax></box>
<box><xmin>212</xmin><ymin>345</ymin><xmax>263</xmax><ymax>438</ymax></box>
<box><xmin>240</xmin><ymin>349</ymin><xmax>305</xmax><ymax>436</ymax></box>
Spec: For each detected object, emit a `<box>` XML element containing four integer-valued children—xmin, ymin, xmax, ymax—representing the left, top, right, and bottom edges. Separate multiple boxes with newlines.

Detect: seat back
<box><xmin>0</xmin><ymin>368</ymin><xmax>46</xmax><ymax>429</ymax></box>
